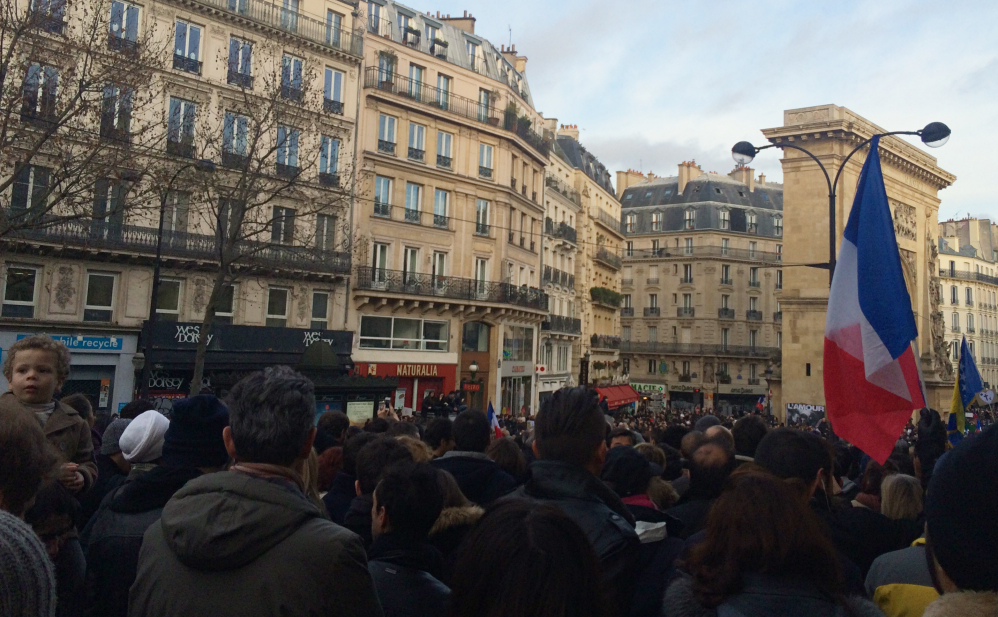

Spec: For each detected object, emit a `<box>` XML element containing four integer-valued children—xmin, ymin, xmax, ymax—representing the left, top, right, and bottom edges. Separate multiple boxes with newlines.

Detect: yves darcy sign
<box><xmin>146</xmin><ymin>322</ymin><xmax>352</xmax><ymax>354</ymax></box>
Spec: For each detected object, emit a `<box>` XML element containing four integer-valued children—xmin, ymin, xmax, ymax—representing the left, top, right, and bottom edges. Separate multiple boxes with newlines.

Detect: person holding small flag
<box><xmin>947</xmin><ymin>336</ymin><xmax>985</xmax><ymax>445</ymax></box>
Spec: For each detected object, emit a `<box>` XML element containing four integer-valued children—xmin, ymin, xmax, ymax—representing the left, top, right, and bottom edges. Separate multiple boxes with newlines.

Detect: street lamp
<box><xmin>138</xmin><ymin>158</ymin><xmax>216</xmax><ymax>397</ymax></box>
<box><xmin>731</xmin><ymin>122</ymin><xmax>950</xmax><ymax>286</ymax></box>
<box><xmin>469</xmin><ymin>359</ymin><xmax>479</xmax><ymax>382</ymax></box>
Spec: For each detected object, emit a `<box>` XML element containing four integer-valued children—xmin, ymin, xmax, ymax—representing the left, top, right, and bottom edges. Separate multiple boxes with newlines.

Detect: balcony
<box><xmin>227</xmin><ymin>69</ymin><xmax>253</xmax><ymax>89</ymax></box>
<box><xmin>280</xmin><ymin>85</ymin><xmax>303</xmax><ymax>102</ymax></box>
<box><xmin>378</xmin><ymin>140</ymin><xmax>396</xmax><ymax>155</ymax></box>
<box><xmin>276</xmin><ymin>163</ymin><xmax>299</xmax><ymax>179</ymax></box>
<box><xmin>719</xmin><ymin>278</ymin><xmax>733</xmax><ymax>286</ymax></box>
<box><xmin>542</xmin><ymin>266</ymin><xmax>574</xmax><ymax>290</ymax></box>
<box><xmin>968</xmin><ymin>326</ymin><xmax>976</xmax><ymax>333</ymax></box>
<box><xmin>774</xmin><ymin>311</ymin><xmax>782</xmax><ymax>323</ymax></box>
<box><xmin>355</xmin><ymin>267</ymin><xmax>547</xmax><ymax>311</ymax></box>
<box><xmin>967</xmin><ymin>300</ymin><xmax>975</xmax><ymax>306</ymax></box>
<box><xmin>718</xmin><ymin>308</ymin><xmax>735</xmax><ymax>319</ymax></box>
<box><xmin>173</xmin><ymin>54</ymin><xmax>202</xmax><ymax>74</ymax></box>
<box><xmin>198</xmin><ymin>0</ymin><xmax>362</xmax><ymax>55</ymax></box>
<box><xmin>628</xmin><ymin>244</ymin><xmax>784</xmax><ymax>264</ymax></box>
<box><xmin>678</xmin><ymin>374</ymin><xmax>692</xmax><ymax>383</ymax></box>
<box><xmin>647</xmin><ymin>278</ymin><xmax>660</xmax><ymax>285</ymax></box>
<box><xmin>595</xmin><ymin>208</ymin><xmax>621</xmax><ymax>235</ymax></box>
<box><xmin>363</xmin><ymin>68</ymin><xmax>550</xmax><ymax>158</ymax></box>
<box><xmin>166</xmin><ymin>139</ymin><xmax>195</xmax><ymax>159</ymax></box>
<box><xmin>749</xmin><ymin>280</ymin><xmax>761</xmax><ymax>288</ymax></box>
<box><xmin>545</xmin><ymin>175</ymin><xmax>580</xmax><ymax>206</ymax></box>
<box><xmin>542</xmin><ymin>315</ymin><xmax>582</xmax><ymax>335</ymax></box>
<box><xmin>748</xmin><ymin>378</ymin><xmax>761</xmax><ymax>385</ymax></box>
<box><xmin>107</xmin><ymin>34</ymin><xmax>138</xmax><ymax>53</ymax></box>
<box><xmin>221</xmin><ymin>151</ymin><xmax>249</xmax><ymax>169</ymax></box>
<box><xmin>594</xmin><ymin>247</ymin><xmax>622</xmax><ymax>270</ymax></box>
<box><xmin>323</xmin><ymin>98</ymin><xmax>344</xmax><ymax>114</ymax></box>
<box><xmin>644</xmin><ymin>307</ymin><xmax>661</xmax><ymax>317</ymax></box>
<box><xmin>939</xmin><ymin>269</ymin><xmax>998</xmax><ymax>286</ymax></box>
<box><xmin>619</xmin><ymin>341</ymin><xmax>781</xmax><ymax>360</ymax></box>
<box><xmin>952</xmin><ymin>326</ymin><xmax>961</xmax><ymax>333</ymax></box>
<box><xmin>30</xmin><ymin>9</ymin><xmax>64</xmax><ymax>33</ymax></box>
<box><xmin>747</xmin><ymin>310</ymin><xmax>763</xmax><ymax>321</ymax></box>
<box><xmin>621</xmin><ymin>279</ymin><xmax>633</xmax><ymax>286</ymax></box>
<box><xmin>2</xmin><ymin>212</ymin><xmax>349</xmax><ymax>275</ymax></box>
<box><xmin>374</xmin><ymin>202</ymin><xmax>391</xmax><ymax>218</ymax></box>
<box><xmin>479</xmin><ymin>166</ymin><xmax>493</xmax><ymax>179</ymax></box>
<box><xmin>680</xmin><ymin>277</ymin><xmax>693</xmax><ymax>284</ymax></box>
<box><xmin>545</xmin><ymin>218</ymin><xmax>577</xmax><ymax>245</ymax></box>
<box><xmin>591</xmin><ymin>334</ymin><xmax>621</xmax><ymax>350</ymax></box>
<box><xmin>318</xmin><ymin>172</ymin><xmax>339</xmax><ymax>188</ymax></box>
<box><xmin>403</xmin><ymin>208</ymin><xmax>421</xmax><ymax>224</ymax></box>
<box><xmin>678</xmin><ymin>307</ymin><xmax>695</xmax><ymax>318</ymax></box>
<box><xmin>717</xmin><ymin>374</ymin><xmax>732</xmax><ymax>384</ymax></box>
<box><xmin>475</xmin><ymin>223</ymin><xmax>491</xmax><ymax>237</ymax></box>
<box><xmin>436</xmin><ymin>155</ymin><xmax>452</xmax><ymax>168</ymax></box>
<box><xmin>408</xmin><ymin>147</ymin><xmax>425</xmax><ymax>162</ymax></box>
<box><xmin>621</xmin><ymin>307</ymin><xmax>634</xmax><ymax>317</ymax></box>
<box><xmin>432</xmin><ymin>214</ymin><xmax>449</xmax><ymax>229</ymax></box>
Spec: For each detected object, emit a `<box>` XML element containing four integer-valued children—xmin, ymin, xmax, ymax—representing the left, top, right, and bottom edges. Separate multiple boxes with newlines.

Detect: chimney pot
<box><xmin>463</xmin><ymin>10</ymin><xmax>467</xmax><ymax>17</ymax></box>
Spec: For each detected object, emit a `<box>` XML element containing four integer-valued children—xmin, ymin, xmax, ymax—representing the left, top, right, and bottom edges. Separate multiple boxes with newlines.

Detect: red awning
<box><xmin>596</xmin><ymin>385</ymin><xmax>640</xmax><ymax>409</ymax></box>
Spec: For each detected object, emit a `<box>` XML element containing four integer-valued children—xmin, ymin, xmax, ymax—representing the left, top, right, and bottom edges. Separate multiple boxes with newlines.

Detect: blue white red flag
<box><xmin>823</xmin><ymin>136</ymin><xmax>925</xmax><ymax>464</ymax></box>
<box><xmin>487</xmin><ymin>401</ymin><xmax>502</xmax><ymax>439</ymax></box>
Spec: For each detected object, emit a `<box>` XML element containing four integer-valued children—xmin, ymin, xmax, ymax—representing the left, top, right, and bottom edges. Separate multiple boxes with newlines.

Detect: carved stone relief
<box><xmin>899</xmin><ymin>249</ymin><xmax>916</xmax><ymax>298</ymax></box>
<box><xmin>54</xmin><ymin>266</ymin><xmax>76</xmax><ymax>310</ymax></box>
<box><xmin>192</xmin><ymin>277</ymin><xmax>208</xmax><ymax>315</ymax></box>
<box><xmin>891</xmin><ymin>200</ymin><xmax>917</xmax><ymax>242</ymax></box>
<box><xmin>296</xmin><ymin>284</ymin><xmax>309</xmax><ymax>322</ymax></box>
<box><xmin>926</xmin><ymin>234</ymin><xmax>953</xmax><ymax>380</ymax></box>
<box><xmin>787</xmin><ymin>109</ymin><xmax>830</xmax><ymax>125</ymax></box>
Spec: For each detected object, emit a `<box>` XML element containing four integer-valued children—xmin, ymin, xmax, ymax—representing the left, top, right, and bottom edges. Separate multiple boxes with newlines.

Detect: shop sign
<box><xmin>17</xmin><ymin>333</ymin><xmax>123</xmax><ymax>351</ymax></box>
<box><xmin>717</xmin><ymin>384</ymin><xmax>767</xmax><ymax>395</ymax></box>
<box><xmin>786</xmin><ymin>403</ymin><xmax>826</xmax><ymax>427</ymax></box>
<box><xmin>147</xmin><ymin>322</ymin><xmax>352</xmax><ymax>354</ymax></box>
<box><xmin>462</xmin><ymin>382</ymin><xmax>481</xmax><ymax>392</ymax></box>
<box><xmin>669</xmin><ymin>384</ymin><xmax>701</xmax><ymax>393</ymax></box>
<box><xmin>397</xmin><ymin>364</ymin><xmax>439</xmax><ymax>377</ymax></box>
<box><xmin>363</xmin><ymin>363</ymin><xmax>453</xmax><ymax>378</ymax></box>
<box><xmin>631</xmin><ymin>383</ymin><xmax>666</xmax><ymax>393</ymax></box>
<box><xmin>501</xmin><ymin>361</ymin><xmax>533</xmax><ymax>377</ymax></box>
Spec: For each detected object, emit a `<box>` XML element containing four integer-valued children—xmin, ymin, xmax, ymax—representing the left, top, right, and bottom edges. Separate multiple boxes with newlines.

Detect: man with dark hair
<box><xmin>119</xmin><ymin>399</ymin><xmax>155</xmax><ymax>420</ymax></box>
<box><xmin>314</xmin><ymin>410</ymin><xmax>350</xmax><ymax>454</ymax></box>
<box><xmin>368</xmin><ymin>463</ymin><xmax>449</xmax><ymax>617</ymax></box>
<box><xmin>661</xmin><ymin>425</ymin><xmax>689</xmax><ymax>451</ymax></box>
<box><xmin>608</xmin><ymin>427</ymin><xmax>636</xmax><ymax>449</ymax></box>
<box><xmin>913</xmin><ymin>408</ymin><xmax>947</xmax><ymax>491</ymax></box>
<box><xmin>755</xmin><ymin>428</ymin><xmax>921</xmax><ymax>576</ymax></box>
<box><xmin>510</xmin><ymin>387</ymin><xmax>640</xmax><ymax>615</ymax></box>
<box><xmin>323</xmin><ymin>432</ymin><xmax>378</xmax><ymax>525</ymax></box>
<box><xmin>666</xmin><ymin>439</ymin><xmax>735</xmax><ymax>539</ymax></box>
<box><xmin>129</xmin><ymin>366</ymin><xmax>382</xmax><ymax>617</ymax></box>
<box><xmin>732</xmin><ymin>414</ymin><xmax>768</xmax><ymax>462</ymax></box>
<box><xmin>430</xmin><ymin>410</ymin><xmax>515</xmax><ymax>505</ymax></box>
<box><xmin>422</xmin><ymin>418</ymin><xmax>455</xmax><ymax>458</ymax></box>
<box><xmin>344</xmin><ymin>437</ymin><xmax>413</xmax><ymax>547</ymax></box>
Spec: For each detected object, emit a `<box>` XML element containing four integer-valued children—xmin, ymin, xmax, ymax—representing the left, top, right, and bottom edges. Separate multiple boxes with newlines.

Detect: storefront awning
<box><xmin>596</xmin><ymin>385</ymin><xmax>640</xmax><ymax>409</ymax></box>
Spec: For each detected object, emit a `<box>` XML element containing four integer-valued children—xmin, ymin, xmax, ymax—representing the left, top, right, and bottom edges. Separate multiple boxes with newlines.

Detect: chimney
<box><xmin>677</xmin><ymin>160</ymin><xmax>702</xmax><ymax>194</ymax></box>
<box><xmin>559</xmin><ymin>123</ymin><xmax>579</xmax><ymax>140</ymax></box>
<box><xmin>440</xmin><ymin>11</ymin><xmax>476</xmax><ymax>34</ymax></box>
<box><xmin>757</xmin><ymin>173</ymin><xmax>766</xmax><ymax>186</ymax></box>
<box><xmin>728</xmin><ymin>166</ymin><xmax>755</xmax><ymax>192</ymax></box>
<box><xmin>615</xmin><ymin>169</ymin><xmax>646</xmax><ymax>199</ymax></box>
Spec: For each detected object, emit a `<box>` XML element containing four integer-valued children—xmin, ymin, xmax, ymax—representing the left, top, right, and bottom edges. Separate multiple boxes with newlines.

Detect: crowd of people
<box><xmin>2</xmin><ymin>333</ymin><xmax>996</xmax><ymax>617</ymax></box>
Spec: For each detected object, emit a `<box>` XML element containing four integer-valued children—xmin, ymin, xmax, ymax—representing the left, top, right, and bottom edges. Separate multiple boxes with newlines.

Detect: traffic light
<box><xmin>693</xmin><ymin>388</ymin><xmax>701</xmax><ymax>394</ymax></box>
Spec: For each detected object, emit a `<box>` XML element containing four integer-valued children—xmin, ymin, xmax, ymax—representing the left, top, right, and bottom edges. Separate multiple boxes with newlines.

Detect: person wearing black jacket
<box><xmin>323</xmin><ymin>432</ymin><xmax>378</xmax><ymax>525</ymax></box>
<box><xmin>80</xmin><ymin>395</ymin><xmax>229</xmax><ymax>617</ymax></box>
<box><xmin>342</xmin><ymin>436</ymin><xmax>413</xmax><ymax>547</ymax></box>
<box><xmin>430</xmin><ymin>410</ymin><xmax>516</xmax><ymax>506</ymax></box>
<box><xmin>368</xmin><ymin>463</ymin><xmax>448</xmax><ymax>617</ymax></box>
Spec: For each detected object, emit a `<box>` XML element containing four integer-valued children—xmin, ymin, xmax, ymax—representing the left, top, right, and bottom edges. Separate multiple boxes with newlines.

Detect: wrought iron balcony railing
<box><xmin>173</xmin><ymin>54</ymin><xmax>202</xmax><ymax>74</ymax></box>
<box><xmin>545</xmin><ymin>175</ymin><xmax>580</xmax><ymax>206</ymax></box>
<box><xmin>323</xmin><ymin>98</ymin><xmax>344</xmax><ymax>114</ymax></box>
<box><xmin>718</xmin><ymin>308</ymin><xmax>735</xmax><ymax>319</ymax></box>
<box><xmin>355</xmin><ymin>266</ymin><xmax>547</xmax><ymax>311</ymax></box>
<box><xmin>594</xmin><ymin>247</ymin><xmax>621</xmax><ymax>270</ymax></box>
<box><xmin>678</xmin><ymin>307</ymin><xmax>695</xmax><ymax>318</ymax></box>
<box><xmin>621</xmin><ymin>307</ymin><xmax>634</xmax><ymax>317</ymax></box>
<box><xmin>619</xmin><ymin>341</ymin><xmax>781</xmax><ymax>360</ymax></box>
<box><xmin>211</xmin><ymin>0</ymin><xmax>361</xmax><ymax>56</ymax></box>
<box><xmin>227</xmin><ymin>69</ymin><xmax>253</xmax><ymax>89</ymax></box>
<box><xmin>542</xmin><ymin>315</ymin><xmax>582</xmax><ymax>335</ymax></box>
<box><xmin>747</xmin><ymin>310</ymin><xmax>763</xmax><ymax>321</ymax></box>
<box><xmin>408</xmin><ymin>147</ymin><xmax>425</xmax><ymax>162</ymax></box>
<box><xmin>591</xmin><ymin>334</ymin><xmax>621</xmax><ymax>349</ymax></box>
<box><xmin>644</xmin><ymin>307</ymin><xmax>660</xmax><ymax>317</ymax></box>
<box><xmin>542</xmin><ymin>266</ymin><xmax>574</xmax><ymax>289</ymax></box>
<box><xmin>545</xmin><ymin>217</ymin><xmax>577</xmax><ymax>245</ymax></box>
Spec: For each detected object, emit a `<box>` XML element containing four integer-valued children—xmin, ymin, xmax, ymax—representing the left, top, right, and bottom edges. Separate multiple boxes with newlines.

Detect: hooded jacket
<box><xmin>367</xmin><ymin>533</ymin><xmax>449</xmax><ymax>617</ymax></box>
<box><xmin>128</xmin><ymin>471</ymin><xmax>384</xmax><ymax>617</ymax></box>
<box><xmin>430</xmin><ymin>451</ymin><xmax>517</xmax><ymax>505</ymax></box>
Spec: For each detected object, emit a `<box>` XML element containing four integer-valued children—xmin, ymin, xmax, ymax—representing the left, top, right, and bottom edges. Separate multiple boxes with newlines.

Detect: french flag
<box><xmin>487</xmin><ymin>401</ymin><xmax>502</xmax><ymax>439</ymax></box>
<box><xmin>823</xmin><ymin>136</ymin><xmax>925</xmax><ymax>464</ymax></box>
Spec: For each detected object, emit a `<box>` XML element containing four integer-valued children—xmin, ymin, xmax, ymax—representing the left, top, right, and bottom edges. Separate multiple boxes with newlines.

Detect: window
<box><xmin>404</xmin><ymin>182</ymin><xmax>421</xmax><ymax>223</ymax></box>
<box><xmin>776</xmin><ymin>245</ymin><xmax>782</xmax><ymax>262</ymax></box>
<box><xmin>323</xmin><ymin>68</ymin><xmax>344</xmax><ymax>112</ymax></box>
<box><xmin>651</xmin><ymin>212</ymin><xmax>662</xmax><ymax>231</ymax></box>
<box><xmin>776</xmin><ymin>332</ymin><xmax>781</xmax><ymax>348</ymax></box>
<box><xmin>378</xmin><ymin>114</ymin><xmax>396</xmax><ymax>153</ymax></box>
<box><xmin>721</xmin><ymin>328</ymin><xmax>729</xmax><ymax>348</ymax></box>
<box><xmin>2</xmin><ymin>266</ymin><xmax>38</xmax><ymax>318</ymax></box>
<box><xmin>684</xmin><ymin>209</ymin><xmax>695</xmax><ymax>230</ymax></box>
<box><xmin>967</xmin><ymin>288</ymin><xmax>974</xmax><ymax>305</ymax></box>
<box><xmin>475</xmin><ymin>199</ymin><xmax>489</xmax><ymax>235</ymax></box>
<box><xmin>319</xmin><ymin>136</ymin><xmax>339</xmax><ymax>177</ymax></box>
<box><xmin>720</xmin><ymin>209</ymin><xmax>730</xmax><ymax>230</ymax></box>
<box><xmin>775</xmin><ymin>217</ymin><xmax>783</xmax><ymax>237</ymax></box>
<box><xmin>952</xmin><ymin>312</ymin><xmax>959</xmax><ymax>330</ymax></box>
<box><xmin>408</xmin><ymin>123</ymin><xmax>426</xmax><ymax>161</ymax></box>
<box><xmin>437</xmin><ymin>130</ymin><xmax>453</xmax><ymax>167</ymax></box>
<box><xmin>360</xmin><ymin>316</ymin><xmax>449</xmax><ymax>351</ymax></box>
<box><xmin>623</xmin><ymin>294</ymin><xmax>632</xmax><ymax>308</ymax></box>
<box><xmin>749</xmin><ymin>241</ymin><xmax>757</xmax><ymax>258</ymax></box>
<box><xmin>749</xmin><ymin>296</ymin><xmax>758</xmax><ymax>311</ymax></box>
<box><xmin>721</xmin><ymin>238</ymin><xmax>730</xmax><ymax>255</ymax></box>
<box><xmin>684</xmin><ymin>238</ymin><xmax>693</xmax><ymax>256</ymax></box>
<box><xmin>402</xmin><ymin>247</ymin><xmax>419</xmax><ymax>283</ymax></box>
<box><xmin>474</xmin><ymin>258</ymin><xmax>488</xmax><ymax>292</ymax></box>
<box><xmin>433</xmin><ymin>189</ymin><xmax>448</xmax><ymax>227</ymax></box>
<box><xmin>776</xmin><ymin>269</ymin><xmax>783</xmax><ymax>289</ymax></box>
<box><xmin>432</xmin><ymin>251</ymin><xmax>446</xmax><ymax>286</ymax></box>
<box><xmin>622</xmin><ymin>326</ymin><xmax>631</xmax><ymax>341</ymax></box>
<box><xmin>92</xmin><ymin>179</ymin><xmax>126</xmax><ymax>233</ymax></box>
<box><xmin>374</xmin><ymin>176</ymin><xmax>392</xmax><ymax>216</ymax></box>
<box><xmin>425</xmin><ymin>23</ymin><xmax>438</xmax><ymax>45</ymax></box>
<box><xmin>952</xmin><ymin>341</ymin><xmax>959</xmax><ymax>361</ymax></box>
<box><xmin>649</xmin><ymin>293</ymin><xmax>658</xmax><ymax>308</ymax></box>
<box><xmin>108</xmin><ymin>0</ymin><xmax>139</xmax><ymax>44</ymax></box>
<box><xmin>467</xmin><ymin>40</ymin><xmax>479</xmax><ymax>65</ymax></box>
<box><xmin>10</xmin><ymin>165</ymin><xmax>50</xmax><ymax>213</ymax></box>
<box><xmin>271</xmin><ymin>206</ymin><xmax>295</xmax><ymax>245</ymax></box>
<box><xmin>163</xmin><ymin>190</ymin><xmax>189</xmax><ymax>233</ymax></box>
<box><xmin>215</xmin><ymin>284</ymin><xmax>235</xmax><ymax>324</ymax></box>
<box><xmin>437</xmin><ymin>74</ymin><xmax>451</xmax><ymax>109</ymax></box>
<box><xmin>502</xmin><ymin>325</ymin><xmax>534</xmax><ymax>362</ymax></box>
<box><xmin>167</xmin><ymin>97</ymin><xmax>196</xmax><ymax>157</ymax></box>
<box><xmin>747</xmin><ymin>212</ymin><xmax>758</xmax><ymax>233</ymax></box>
<box><xmin>367</xmin><ymin>1</ymin><xmax>381</xmax><ymax>32</ymax></box>
<box><xmin>325</xmin><ymin>10</ymin><xmax>342</xmax><ymax>46</ymax></box>
<box><xmin>266</xmin><ymin>288</ymin><xmax>289</xmax><ymax>326</ymax></box>
<box><xmin>969</xmin><ymin>313</ymin><xmax>976</xmax><ymax>331</ymax></box>
<box><xmin>21</xmin><ymin>63</ymin><xmax>58</xmax><ymax>120</ymax></box>
<box><xmin>557</xmin><ymin>345</ymin><xmax>569</xmax><ymax>372</ymax></box>
<box><xmin>721</xmin><ymin>264</ymin><xmax>731</xmax><ymax>283</ymax></box>
<box><xmin>280</xmin><ymin>54</ymin><xmax>303</xmax><ymax>100</ymax></box>
<box><xmin>625</xmin><ymin>214</ymin><xmax>634</xmax><ymax>233</ymax></box>
<box><xmin>648</xmin><ymin>359</ymin><xmax>656</xmax><ymax>374</ymax></box>
<box><xmin>280</xmin><ymin>0</ymin><xmax>298</xmax><ymax>30</ymax></box>
<box><xmin>408</xmin><ymin>64</ymin><xmax>424</xmax><ymax>100</ymax></box>
<box><xmin>101</xmin><ymin>84</ymin><xmax>132</xmax><ymax>138</ymax></box>
<box><xmin>951</xmin><ymin>286</ymin><xmax>958</xmax><ymax>305</ymax></box>
<box><xmin>372</xmin><ymin>242</ymin><xmax>389</xmax><ymax>283</ymax></box>
<box><xmin>750</xmin><ymin>267</ymin><xmax>759</xmax><ymax>285</ymax></box>
<box><xmin>276</xmin><ymin>125</ymin><xmax>299</xmax><ymax>171</ymax></box>
<box><xmin>683</xmin><ymin>264</ymin><xmax>693</xmax><ymax>282</ymax></box>
<box><xmin>155</xmin><ymin>279</ymin><xmax>182</xmax><ymax>321</ymax></box>
<box><xmin>311</xmin><ymin>291</ymin><xmax>329</xmax><ymax>329</ymax></box>
<box><xmin>479</xmin><ymin>143</ymin><xmax>494</xmax><ymax>178</ymax></box>
<box><xmin>721</xmin><ymin>294</ymin><xmax>730</xmax><ymax>308</ymax></box>
<box><xmin>749</xmin><ymin>330</ymin><xmax>758</xmax><ymax>349</ymax></box>
<box><xmin>683</xmin><ymin>293</ymin><xmax>692</xmax><ymax>309</ymax></box>
<box><xmin>462</xmin><ymin>321</ymin><xmax>490</xmax><ymax>352</ymax></box>
<box><xmin>651</xmin><ymin>239</ymin><xmax>660</xmax><ymax>254</ymax></box>
<box><xmin>222</xmin><ymin>111</ymin><xmax>248</xmax><ymax>156</ymax></box>
<box><xmin>626</xmin><ymin>241</ymin><xmax>634</xmax><ymax>257</ymax></box>
<box><xmin>682</xmin><ymin>361</ymin><xmax>690</xmax><ymax>376</ymax></box>
<box><xmin>173</xmin><ymin>20</ymin><xmax>202</xmax><ymax>73</ymax></box>
<box><xmin>316</xmin><ymin>213</ymin><xmax>336</xmax><ymax>251</ymax></box>
<box><xmin>29</xmin><ymin>0</ymin><xmax>65</xmax><ymax>29</ymax></box>
<box><xmin>84</xmin><ymin>272</ymin><xmax>116</xmax><ymax>322</ymax></box>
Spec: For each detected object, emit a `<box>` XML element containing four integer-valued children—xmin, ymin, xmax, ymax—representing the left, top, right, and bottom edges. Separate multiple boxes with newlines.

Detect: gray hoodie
<box><xmin>128</xmin><ymin>471</ymin><xmax>384</xmax><ymax>617</ymax></box>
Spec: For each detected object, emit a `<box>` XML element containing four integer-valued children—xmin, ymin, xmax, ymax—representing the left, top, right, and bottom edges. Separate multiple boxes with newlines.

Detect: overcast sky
<box><xmin>429</xmin><ymin>0</ymin><xmax>996</xmax><ymax>221</ymax></box>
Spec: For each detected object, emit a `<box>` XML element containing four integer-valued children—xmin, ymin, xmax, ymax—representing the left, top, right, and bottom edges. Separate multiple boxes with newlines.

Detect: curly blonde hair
<box><xmin>2</xmin><ymin>335</ymin><xmax>72</xmax><ymax>382</ymax></box>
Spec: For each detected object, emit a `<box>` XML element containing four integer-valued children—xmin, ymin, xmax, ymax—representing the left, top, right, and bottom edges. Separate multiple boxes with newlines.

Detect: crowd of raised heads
<box><xmin>1</xmin><ymin>333</ymin><xmax>996</xmax><ymax>617</ymax></box>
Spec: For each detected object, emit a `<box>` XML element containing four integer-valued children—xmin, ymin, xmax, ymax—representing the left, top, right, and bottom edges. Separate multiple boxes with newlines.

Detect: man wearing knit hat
<box><xmin>922</xmin><ymin>423</ymin><xmax>998</xmax><ymax>616</ymax></box>
<box><xmin>81</xmin><ymin>395</ymin><xmax>229</xmax><ymax>617</ymax></box>
<box><xmin>79</xmin><ymin>418</ymin><xmax>133</xmax><ymax>526</ymax></box>
<box><xmin>0</xmin><ymin>509</ymin><xmax>57</xmax><ymax>617</ymax></box>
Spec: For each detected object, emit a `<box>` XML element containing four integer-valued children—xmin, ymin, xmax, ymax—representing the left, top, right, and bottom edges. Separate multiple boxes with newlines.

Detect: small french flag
<box><xmin>487</xmin><ymin>401</ymin><xmax>502</xmax><ymax>439</ymax></box>
<box><xmin>823</xmin><ymin>136</ymin><xmax>925</xmax><ymax>464</ymax></box>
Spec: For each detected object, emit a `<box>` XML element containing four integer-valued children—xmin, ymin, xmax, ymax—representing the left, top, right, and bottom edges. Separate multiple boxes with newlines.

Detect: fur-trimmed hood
<box><xmin>923</xmin><ymin>591</ymin><xmax>998</xmax><ymax>617</ymax></box>
<box><xmin>430</xmin><ymin>505</ymin><xmax>483</xmax><ymax>536</ymax></box>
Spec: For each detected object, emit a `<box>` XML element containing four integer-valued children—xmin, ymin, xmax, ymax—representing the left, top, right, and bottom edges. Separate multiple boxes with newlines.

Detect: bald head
<box><xmin>705</xmin><ymin>425</ymin><xmax>734</xmax><ymax>450</ymax></box>
<box><xmin>688</xmin><ymin>441</ymin><xmax>735</xmax><ymax>499</ymax></box>
<box><xmin>680</xmin><ymin>431</ymin><xmax>707</xmax><ymax>460</ymax></box>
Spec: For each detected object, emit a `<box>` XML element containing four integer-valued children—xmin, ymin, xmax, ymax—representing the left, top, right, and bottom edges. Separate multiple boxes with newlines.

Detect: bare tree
<box><xmin>183</xmin><ymin>36</ymin><xmax>357</xmax><ymax>394</ymax></box>
<box><xmin>0</xmin><ymin>0</ymin><xmax>170</xmax><ymax>238</ymax></box>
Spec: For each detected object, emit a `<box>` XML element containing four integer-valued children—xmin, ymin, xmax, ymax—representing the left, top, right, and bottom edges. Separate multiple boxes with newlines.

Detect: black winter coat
<box><xmin>367</xmin><ymin>533</ymin><xmax>449</xmax><ymax>617</ymax></box>
<box><xmin>343</xmin><ymin>493</ymin><xmax>375</xmax><ymax>547</ymax></box>
<box><xmin>78</xmin><ymin>454</ymin><xmax>128</xmax><ymax>527</ymax></box>
<box><xmin>430</xmin><ymin>452</ymin><xmax>517</xmax><ymax>506</ymax></box>
<box><xmin>324</xmin><ymin>472</ymin><xmax>357</xmax><ymax>525</ymax></box>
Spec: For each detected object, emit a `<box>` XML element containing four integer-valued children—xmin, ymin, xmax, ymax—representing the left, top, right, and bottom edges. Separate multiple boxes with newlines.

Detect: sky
<box><xmin>427</xmin><ymin>0</ymin><xmax>997</xmax><ymax>221</ymax></box>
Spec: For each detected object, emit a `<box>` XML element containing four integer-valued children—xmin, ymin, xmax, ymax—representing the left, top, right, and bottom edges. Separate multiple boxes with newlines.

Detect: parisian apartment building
<box><xmin>617</xmin><ymin>162</ymin><xmax>784</xmax><ymax>414</ymax></box>
<box><xmin>1</xmin><ymin>0</ymin><xmax>362</xmax><ymax>409</ymax></box>
<box><xmin>937</xmin><ymin>217</ymin><xmax>998</xmax><ymax>388</ymax></box>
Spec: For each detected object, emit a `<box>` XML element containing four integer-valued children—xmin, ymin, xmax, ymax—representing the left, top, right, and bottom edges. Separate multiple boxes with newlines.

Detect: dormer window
<box><xmin>774</xmin><ymin>216</ymin><xmax>783</xmax><ymax>237</ymax></box>
<box><xmin>651</xmin><ymin>212</ymin><xmax>662</xmax><ymax>231</ymax></box>
<box><xmin>719</xmin><ymin>209</ymin><xmax>729</xmax><ymax>230</ymax></box>
<box><xmin>684</xmin><ymin>209</ymin><xmax>695</xmax><ymax>230</ymax></box>
<box><xmin>747</xmin><ymin>212</ymin><xmax>758</xmax><ymax>234</ymax></box>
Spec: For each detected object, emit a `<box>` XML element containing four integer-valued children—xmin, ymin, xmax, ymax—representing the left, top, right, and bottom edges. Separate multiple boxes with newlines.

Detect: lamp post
<box><xmin>139</xmin><ymin>158</ymin><xmax>216</xmax><ymax>398</ymax></box>
<box><xmin>731</xmin><ymin>122</ymin><xmax>950</xmax><ymax>286</ymax></box>
<box><xmin>467</xmin><ymin>359</ymin><xmax>480</xmax><ymax>410</ymax></box>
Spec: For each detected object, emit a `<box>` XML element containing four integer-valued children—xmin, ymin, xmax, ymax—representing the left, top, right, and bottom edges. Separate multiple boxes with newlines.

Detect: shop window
<box><xmin>84</xmin><ymin>272</ymin><xmax>116</xmax><ymax>322</ymax></box>
<box><xmin>359</xmin><ymin>315</ymin><xmax>449</xmax><ymax>351</ymax></box>
<box><xmin>2</xmin><ymin>265</ymin><xmax>39</xmax><ymax>318</ymax></box>
<box><xmin>502</xmin><ymin>325</ymin><xmax>534</xmax><ymax>361</ymax></box>
<box><xmin>155</xmin><ymin>279</ymin><xmax>183</xmax><ymax>321</ymax></box>
<box><xmin>462</xmin><ymin>321</ymin><xmax>490</xmax><ymax>352</ymax></box>
<box><xmin>267</xmin><ymin>287</ymin><xmax>289</xmax><ymax>326</ymax></box>
<box><xmin>311</xmin><ymin>291</ymin><xmax>329</xmax><ymax>330</ymax></box>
